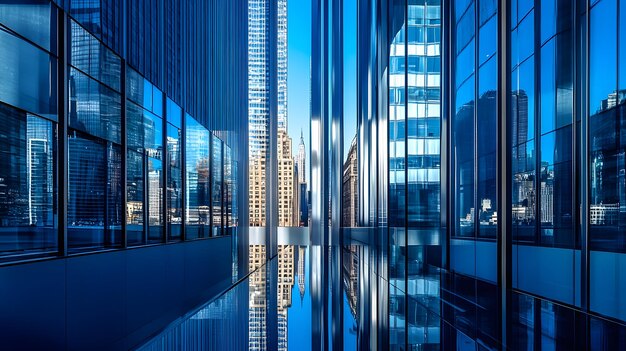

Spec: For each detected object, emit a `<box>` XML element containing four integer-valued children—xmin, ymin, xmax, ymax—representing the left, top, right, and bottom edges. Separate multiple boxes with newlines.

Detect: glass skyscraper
<box><xmin>0</xmin><ymin>1</ymin><xmax>248</xmax><ymax>349</ymax></box>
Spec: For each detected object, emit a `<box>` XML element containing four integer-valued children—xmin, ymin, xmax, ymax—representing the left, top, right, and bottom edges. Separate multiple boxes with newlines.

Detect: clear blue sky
<box><xmin>288</xmin><ymin>0</ymin><xmax>358</xmax><ymax>179</ymax></box>
<box><xmin>287</xmin><ymin>0</ymin><xmax>312</xmax><ymax>183</ymax></box>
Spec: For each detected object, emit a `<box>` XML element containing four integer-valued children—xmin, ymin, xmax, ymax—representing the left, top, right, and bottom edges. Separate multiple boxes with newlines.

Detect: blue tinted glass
<box><xmin>147</xmin><ymin>157</ymin><xmax>163</xmax><ymax>242</ymax></box>
<box><xmin>541</xmin><ymin>131</ymin><xmax>556</xmax><ymax>165</ymax></box>
<box><xmin>541</xmin><ymin>39</ymin><xmax>556</xmax><ymax>135</ymax></box>
<box><xmin>455</xmin><ymin>0</ymin><xmax>472</xmax><ymax>21</ymax></box>
<box><xmin>69</xmin><ymin>20</ymin><xmax>121</xmax><ymax>91</ymax></box>
<box><xmin>0</xmin><ymin>1</ymin><xmax>54</xmax><ymax>53</ymax></box>
<box><xmin>152</xmin><ymin>85</ymin><xmax>163</xmax><ymax>116</ymax></box>
<box><xmin>456</xmin><ymin>41</ymin><xmax>475</xmax><ymax>87</ymax></box>
<box><xmin>68</xmin><ymin>68</ymin><xmax>122</xmax><ymax>144</ymax></box>
<box><xmin>70</xmin><ymin>0</ymin><xmax>101</xmax><ymax>38</ymax></box>
<box><xmin>454</xmin><ymin>77</ymin><xmax>475</xmax><ymax>237</ymax></box>
<box><xmin>126</xmin><ymin>67</ymin><xmax>144</xmax><ymax>105</ymax></box>
<box><xmin>589</xmin><ymin>0</ymin><xmax>617</xmax><ymax>113</ymax></box>
<box><xmin>479</xmin><ymin>57</ymin><xmax>496</xmax><ymax>97</ymax></box>
<box><xmin>68</xmin><ymin>134</ymin><xmax>122</xmax><ymax>251</ymax></box>
<box><xmin>143</xmin><ymin>110</ymin><xmax>163</xmax><ymax>156</ymax></box>
<box><xmin>540</xmin><ymin>0</ymin><xmax>556</xmax><ymax>43</ymax></box>
<box><xmin>518</xmin><ymin>11</ymin><xmax>535</xmax><ymax>62</ymax></box>
<box><xmin>479</xmin><ymin>16</ymin><xmax>497</xmax><ymax>65</ymax></box>
<box><xmin>185</xmin><ymin>114</ymin><xmax>211</xmax><ymax>239</ymax></box>
<box><xmin>166</xmin><ymin>98</ymin><xmax>182</xmax><ymax>128</ymax></box>
<box><xmin>517</xmin><ymin>57</ymin><xmax>535</xmax><ymax>143</ymax></box>
<box><xmin>0</xmin><ymin>29</ymin><xmax>57</xmax><ymax>120</ymax></box>
<box><xmin>127</xmin><ymin>149</ymin><xmax>144</xmax><ymax>245</ymax></box>
<box><xmin>518</xmin><ymin>0</ymin><xmax>534</xmax><ymax>20</ymax></box>
<box><xmin>478</xmin><ymin>0</ymin><xmax>496</xmax><ymax>25</ymax></box>
<box><xmin>126</xmin><ymin>102</ymin><xmax>144</xmax><ymax>151</ymax></box>
<box><xmin>167</xmin><ymin>124</ymin><xmax>182</xmax><ymax>240</ymax></box>
<box><xmin>555</xmin><ymin>32</ymin><xmax>574</xmax><ymax>130</ymax></box>
<box><xmin>0</xmin><ymin>103</ymin><xmax>56</xmax><ymax>257</ymax></box>
<box><xmin>143</xmin><ymin>81</ymin><xmax>153</xmax><ymax>112</ymax></box>
<box><xmin>456</xmin><ymin>4</ymin><xmax>475</xmax><ymax>53</ymax></box>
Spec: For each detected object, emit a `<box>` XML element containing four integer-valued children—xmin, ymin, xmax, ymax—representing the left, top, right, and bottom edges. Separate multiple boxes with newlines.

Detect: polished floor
<box><xmin>136</xmin><ymin>229</ymin><xmax>626</xmax><ymax>351</ymax></box>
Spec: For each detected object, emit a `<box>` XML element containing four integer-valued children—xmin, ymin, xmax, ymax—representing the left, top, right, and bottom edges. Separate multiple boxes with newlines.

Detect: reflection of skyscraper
<box><xmin>297</xmin><ymin>246</ymin><xmax>306</xmax><ymax>302</ymax></box>
<box><xmin>248</xmin><ymin>244</ymin><xmax>295</xmax><ymax>351</ymax></box>
<box><xmin>248</xmin><ymin>244</ymin><xmax>267</xmax><ymax>350</ymax></box>
<box><xmin>296</xmin><ymin>130</ymin><xmax>306</xmax><ymax>184</ymax></box>
<box><xmin>342</xmin><ymin>245</ymin><xmax>359</xmax><ymax>319</ymax></box>
<box><xmin>513</xmin><ymin>90</ymin><xmax>529</xmax><ymax>172</ymax></box>
<box><xmin>342</xmin><ymin>136</ymin><xmax>358</xmax><ymax>227</ymax></box>
<box><xmin>27</xmin><ymin>116</ymin><xmax>53</xmax><ymax>226</ymax></box>
<box><xmin>277</xmin><ymin>245</ymin><xmax>295</xmax><ymax>350</ymax></box>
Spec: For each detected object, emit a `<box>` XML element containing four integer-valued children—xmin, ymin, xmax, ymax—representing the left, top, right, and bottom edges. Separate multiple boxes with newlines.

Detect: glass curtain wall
<box><xmin>67</xmin><ymin>18</ymin><xmax>123</xmax><ymax>251</ymax></box>
<box><xmin>0</xmin><ymin>0</ymin><xmax>243</xmax><ymax>262</ymax></box>
<box><xmin>0</xmin><ymin>2</ymin><xmax>58</xmax><ymax>258</ymax></box>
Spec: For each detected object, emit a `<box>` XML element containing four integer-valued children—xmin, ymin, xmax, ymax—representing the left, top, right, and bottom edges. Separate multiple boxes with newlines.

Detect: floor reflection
<box><xmin>137</xmin><ymin>228</ymin><xmax>626</xmax><ymax>350</ymax></box>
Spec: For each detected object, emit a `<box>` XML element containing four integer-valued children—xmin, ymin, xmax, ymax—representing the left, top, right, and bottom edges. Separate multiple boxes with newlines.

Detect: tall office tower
<box><xmin>0</xmin><ymin>1</ymin><xmax>248</xmax><ymax>348</ymax></box>
<box><xmin>388</xmin><ymin>0</ymin><xmax>441</xmax><ymax>228</ymax></box>
<box><xmin>342</xmin><ymin>136</ymin><xmax>358</xmax><ymax>227</ymax></box>
<box><xmin>248</xmin><ymin>0</ymin><xmax>288</xmax><ymax>158</ymax></box>
<box><xmin>277</xmin><ymin>0</ymin><xmax>288</xmax><ymax>132</ymax></box>
<box><xmin>296</xmin><ymin>130</ymin><xmax>306</xmax><ymax>184</ymax></box>
<box><xmin>248</xmin><ymin>130</ymin><xmax>298</xmax><ymax>226</ymax></box>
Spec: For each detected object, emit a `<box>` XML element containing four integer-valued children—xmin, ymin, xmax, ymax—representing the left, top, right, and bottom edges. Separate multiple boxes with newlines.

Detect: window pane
<box><xmin>68</xmin><ymin>134</ymin><xmax>122</xmax><ymax>251</ymax></box>
<box><xmin>212</xmin><ymin>136</ymin><xmax>223</xmax><ymax>235</ymax></box>
<box><xmin>167</xmin><ymin>124</ymin><xmax>182</xmax><ymax>240</ymax></box>
<box><xmin>0</xmin><ymin>1</ymin><xmax>54</xmax><ymax>53</ymax></box>
<box><xmin>479</xmin><ymin>16</ymin><xmax>497</xmax><ymax>65</ymax></box>
<box><xmin>147</xmin><ymin>157</ymin><xmax>163</xmax><ymax>242</ymax></box>
<box><xmin>127</xmin><ymin>150</ymin><xmax>144</xmax><ymax>245</ymax></box>
<box><xmin>68</xmin><ymin>68</ymin><xmax>121</xmax><ymax>144</ymax></box>
<box><xmin>477</xmin><ymin>58</ymin><xmax>497</xmax><ymax>238</ymax></box>
<box><xmin>589</xmin><ymin>0</ymin><xmax>617</xmax><ymax>114</ymax></box>
<box><xmin>69</xmin><ymin>20</ymin><xmax>121</xmax><ymax>91</ymax></box>
<box><xmin>0</xmin><ymin>103</ymin><xmax>56</xmax><ymax>257</ymax></box>
<box><xmin>185</xmin><ymin>115</ymin><xmax>211</xmax><ymax>239</ymax></box>
<box><xmin>454</xmin><ymin>77</ymin><xmax>475</xmax><ymax>237</ymax></box>
<box><xmin>0</xmin><ymin>29</ymin><xmax>57</xmax><ymax>120</ymax></box>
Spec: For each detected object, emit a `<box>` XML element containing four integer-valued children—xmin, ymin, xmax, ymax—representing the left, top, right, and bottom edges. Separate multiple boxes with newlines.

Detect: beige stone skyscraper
<box><xmin>248</xmin><ymin>130</ymin><xmax>298</xmax><ymax>227</ymax></box>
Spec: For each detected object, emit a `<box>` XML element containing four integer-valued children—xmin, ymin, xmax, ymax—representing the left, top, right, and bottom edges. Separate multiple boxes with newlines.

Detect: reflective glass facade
<box><xmin>0</xmin><ymin>0</ymin><xmax>248</xmax><ymax>258</ymax></box>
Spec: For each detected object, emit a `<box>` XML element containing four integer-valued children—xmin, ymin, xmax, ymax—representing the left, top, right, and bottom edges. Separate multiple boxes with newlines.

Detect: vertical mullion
<box><xmin>498</xmin><ymin>0</ymin><xmax>512</xmax><ymax>346</ymax></box>
<box><xmin>162</xmin><ymin>94</ymin><xmax>168</xmax><ymax>243</ymax></box>
<box><xmin>58</xmin><ymin>9</ymin><xmax>69</xmax><ymax>256</ymax></box>
<box><xmin>474</xmin><ymin>1</ymin><xmax>479</xmax><ymax>242</ymax></box>
<box><xmin>209</xmin><ymin>133</ymin><xmax>213</xmax><ymax>238</ymax></box>
<box><xmin>534</xmin><ymin>0</ymin><xmax>541</xmax><ymax>247</ymax></box>
<box><xmin>181</xmin><ymin>110</ymin><xmax>187</xmax><ymax>242</ymax></box>
<box><xmin>121</xmin><ymin>62</ymin><xmax>128</xmax><ymax>249</ymax></box>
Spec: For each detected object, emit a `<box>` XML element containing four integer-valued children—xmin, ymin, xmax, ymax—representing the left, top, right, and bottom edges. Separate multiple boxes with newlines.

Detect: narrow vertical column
<box><xmin>330</xmin><ymin>0</ymin><xmax>345</xmax><ymax>349</ymax></box>
<box><xmin>266</xmin><ymin>0</ymin><xmax>280</xmax><ymax>349</ymax></box>
<box><xmin>57</xmin><ymin>9</ymin><xmax>69</xmax><ymax>256</ymax></box>
<box><xmin>497</xmin><ymin>0</ymin><xmax>512</xmax><ymax>346</ymax></box>
<box><xmin>121</xmin><ymin>62</ymin><xmax>128</xmax><ymax>248</ymax></box>
<box><xmin>579</xmin><ymin>0</ymin><xmax>590</xmax><ymax>313</ymax></box>
<box><xmin>162</xmin><ymin>94</ymin><xmax>168</xmax><ymax>243</ymax></box>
